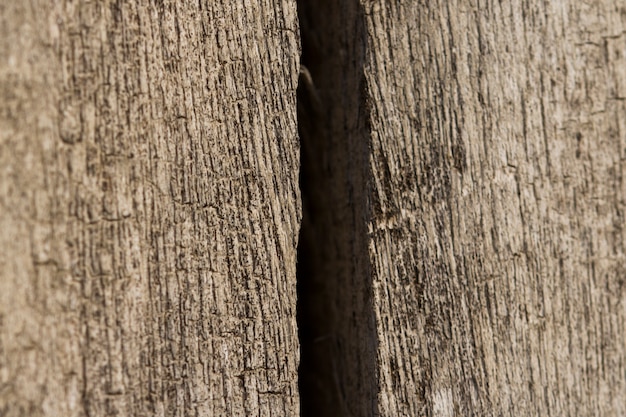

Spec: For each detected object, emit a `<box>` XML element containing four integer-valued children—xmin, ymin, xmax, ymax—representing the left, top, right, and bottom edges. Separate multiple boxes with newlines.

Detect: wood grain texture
<box><xmin>0</xmin><ymin>1</ymin><xmax>301</xmax><ymax>416</ymax></box>
<box><xmin>362</xmin><ymin>0</ymin><xmax>626</xmax><ymax>415</ymax></box>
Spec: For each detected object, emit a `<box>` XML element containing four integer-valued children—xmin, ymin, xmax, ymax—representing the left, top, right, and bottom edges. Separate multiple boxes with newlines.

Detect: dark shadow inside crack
<box><xmin>296</xmin><ymin>1</ymin><xmax>378</xmax><ymax>416</ymax></box>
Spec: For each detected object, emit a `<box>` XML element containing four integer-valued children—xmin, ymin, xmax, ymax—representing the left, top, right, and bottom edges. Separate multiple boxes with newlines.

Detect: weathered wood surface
<box><xmin>299</xmin><ymin>0</ymin><xmax>626</xmax><ymax>416</ymax></box>
<box><xmin>364</xmin><ymin>1</ymin><xmax>626</xmax><ymax>416</ymax></box>
<box><xmin>0</xmin><ymin>1</ymin><xmax>301</xmax><ymax>416</ymax></box>
<box><xmin>3</xmin><ymin>0</ymin><xmax>626</xmax><ymax>416</ymax></box>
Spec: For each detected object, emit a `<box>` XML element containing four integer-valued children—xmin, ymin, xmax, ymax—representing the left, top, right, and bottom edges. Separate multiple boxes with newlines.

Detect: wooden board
<box><xmin>0</xmin><ymin>2</ymin><xmax>301</xmax><ymax>416</ymax></box>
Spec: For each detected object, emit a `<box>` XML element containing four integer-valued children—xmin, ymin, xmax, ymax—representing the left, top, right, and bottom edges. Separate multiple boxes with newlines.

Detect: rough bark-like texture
<box><xmin>0</xmin><ymin>2</ymin><xmax>300</xmax><ymax>416</ymax></box>
<box><xmin>363</xmin><ymin>1</ymin><xmax>626</xmax><ymax>416</ymax></box>
<box><xmin>298</xmin><ymin>0</ymin><xmax>626</xmax><ymax>416</ymax></box>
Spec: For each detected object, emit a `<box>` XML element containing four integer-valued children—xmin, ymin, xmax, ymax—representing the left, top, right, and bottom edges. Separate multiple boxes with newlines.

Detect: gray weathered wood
<box><xmin>0</xmin><ymin>1</ymin><xmax>301</xmax><ymax>416</ymax></box>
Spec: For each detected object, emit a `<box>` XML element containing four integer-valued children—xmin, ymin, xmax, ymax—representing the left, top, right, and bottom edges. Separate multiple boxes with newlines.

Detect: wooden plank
<box><xmin>0</xmin><ymin>1</ymin><xmax>301</xmax><ymax>416</ymax></box>
<box><xmin>298</xmin><ymin>0</ymin><xmax>626</xmax><ymax>415</ymax></box>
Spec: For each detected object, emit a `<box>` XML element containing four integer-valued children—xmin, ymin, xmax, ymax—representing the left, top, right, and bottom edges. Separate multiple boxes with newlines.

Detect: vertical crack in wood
<box><xmin>296</xmin><ymin>1</ymin><xmax>378</xmax><ymax>416</ymax></box>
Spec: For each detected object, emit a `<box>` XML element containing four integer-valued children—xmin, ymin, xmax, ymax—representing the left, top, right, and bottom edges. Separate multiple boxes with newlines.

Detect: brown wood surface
<box><xmin>363</xmin><ymin>1</ymin><xmax>626</xmax><ymax>416</ymax></box>
<box><xmin>0</xmin><ymin>2</ymin><xmax>301</xmax><ymax>416</ymax></box>
<box><xmin>2</xmin><ymin>0</ymin><xmax>626</xmax><ymax>416</ymax></box>
<box><xmin>299</xmin><ymin>0</ymin><xmax>626</xmax><ymax>416</ymax></box>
